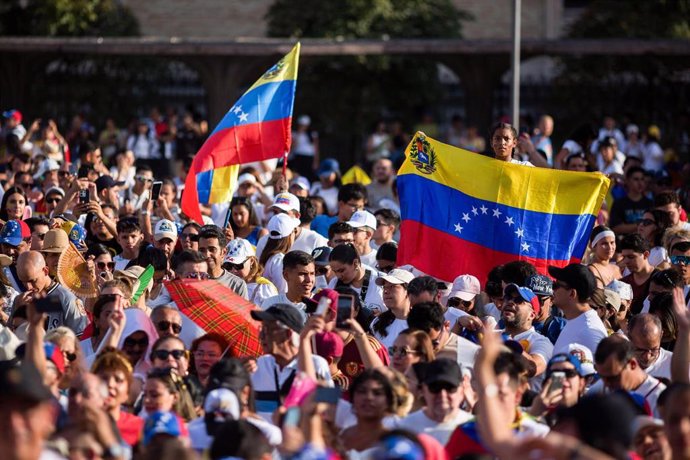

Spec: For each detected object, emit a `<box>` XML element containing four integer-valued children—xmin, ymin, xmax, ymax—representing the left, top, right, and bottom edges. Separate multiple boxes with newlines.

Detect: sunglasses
<box><xmin>547</xmin><ymin>368</ymin><xmax>579</xmax><ymax>380</ymax></box>
<box><xmin>388</xmin><ymin>346</ymin><xmax>419</xmax><ymax>358</ymax></box>
<box><xmin>123</xmin><ymin>337</ymin><xmax>148</xmax><ymax>348</ymax></box>
<box><xmin>97</xmin><ymin>261</ymin><xmax>115</xmax><ymax>271</ymax></box>
<box><xmin>46</xmin><ymin>198</ymin><xmax>61</xmax><ymax>204</ymax></box>
<box><xmin>671</xmin><ymin>255</ymin><xmax>690</xmax><ymax>266</ymax></box>
<box><xmin>426</xmin><ymin>382</ymin><xmax>458</xmax><ymax>394</ymax></box>
<box><xmin>152</xmin><ymin>349</ymin><xmax>186</xmax><ymax>360</ymax></box>
<box><xmin>639</xmin><ymin>218</ymin><xmax>656</xmax><ymax>227</ymax></box>
<box><xmin>447</xmin><ymin>298</ymin><xmax>472</xmax><ymax>309</ymax></box>
<box><xmin>186</xmin><ymin>271</ymin><xmax>210</xmax><ymax>280</ymax></box>
<box><xmin>227</xmin><ymin>261</ymin><xmax>246</xmax><ymax>271</ymax></box>
<box><xmin>503</xmin><ymin>294</ymin><xmax>525</xmax><ymax>304</ymax></box>
<box><xmin>181</xmin><ymin>233</ymin><xmax>200</xmax><ymax>242</ymax></box>
<box><xmin>136</xmin><ymin>176</ymin><xmax>153</xmax><ymax>183</ymax></box>
<box><xmin>64</xmin><ymin>352</ymin><xmax>77</xmax><ymax>362</ymax></box>
<box><xmin>156</xmin><ymin>321</ymin><xmax>182</xmax><ymax>334</ymax></box>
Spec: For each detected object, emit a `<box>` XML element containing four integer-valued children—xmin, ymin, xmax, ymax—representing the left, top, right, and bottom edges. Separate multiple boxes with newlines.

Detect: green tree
<box><xmin>266</xmin><ymin>0</ymin><xmax>472</xmax><ymax>164</ymax></box>
<box><xmin>0</xmin><ymin>0</ymin><xmax>139</xmax><ymax>36</ymax></box>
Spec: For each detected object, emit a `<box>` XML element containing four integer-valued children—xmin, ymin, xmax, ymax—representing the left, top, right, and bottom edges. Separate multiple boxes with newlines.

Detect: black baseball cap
<box><xmin>311</xmin><ymin>246</ymin><xmax>332</xmax><ymax>266</ymax></box>
<box><xmin>250</xmin><ymin>303</ymin><xmax>305</xmax><ymax>333</ymax></box>
<box><xmin>0</xmin><ymin>361</ymin><xmax>52</xmax><ymax>403</ymax></box>
<box><xmin>420</xmin><ymin>358</ymin><xmax>462</xmax><ymax>387</ymax></box>
<box><xmin>548</xmin><ymin>264</ymin><xmax>596</xmax><ymax>300</ymax></box>
<box><xmin>95</xmin><ymin>175</ymin><xmax>126</xmax><ymax>193</ymax></box>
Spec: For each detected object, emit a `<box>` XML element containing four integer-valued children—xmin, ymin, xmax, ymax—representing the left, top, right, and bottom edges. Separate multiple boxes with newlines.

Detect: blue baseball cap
<box><xmin>0</xmin><ymin>220</ymin><xmax>24</xmax><ymax>247</ymax></box>
<box><xmin>143</xmin><ymin>411</ymin><xmax>182</xmax><ymax>445</ymax></box>
<box><xmin>504</xmin><ymin>283</ymin><xmax>540</xmax><ymax>315</ymax></box>
<box><xmin>317</xmin><ymin>158</ymin><xmax>340</xmax><ymax>177</ymax></box>
<box><xmin>547</xmin><ymin>353</ymin><xmax>584</xmax><ymax>377</ymax></box>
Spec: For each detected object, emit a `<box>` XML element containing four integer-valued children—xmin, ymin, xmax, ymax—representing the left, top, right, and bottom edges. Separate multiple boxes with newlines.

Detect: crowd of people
<box><xmin>0</xmin><ymin>106</ymin><xmax>689</xmax><ymax>460</ymax></box>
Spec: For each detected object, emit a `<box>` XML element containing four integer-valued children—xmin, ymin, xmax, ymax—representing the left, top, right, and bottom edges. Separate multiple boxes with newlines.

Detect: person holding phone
<box><xmin>327</xmin><ymin>243</ymin><xmax>384</xmax><ymax>314</ymax></box>
<box><xmin>527</xmin><ymin>354</ymin><xmax>587</xmax><ymax>425</ymax></box>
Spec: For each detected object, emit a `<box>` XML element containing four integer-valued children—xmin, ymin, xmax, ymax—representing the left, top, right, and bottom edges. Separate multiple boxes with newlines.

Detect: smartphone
<box><xmin>336</xmin><ymin>294</ymin><xmax>354</xmax><ymax>329</ymax></box>
<box><xmin>315</xmin><ymin>296</ymin><xmax>331</xmax><ymax>317</ymax></box>
<box><xmin>282</xmin><ymin>407</ymin><xmax>300</xmax><ymax>428</ymax></box>
<box><xmin>549</xmin><ymin>371</ymin><xmax>565</xmax><ymax>393</ymax></box>
<box><xmin>77</xmin><ymin>165</ymin><xmax>90</xmax><ymax>179</ymax></box>
<box><xmin>35</xmin><ymin>297</ymin><xmax>63</xmax><ymax>313</ymax></box>
<box><xmin>68</xmin><ymin>163</ymin><xmax>78</xmax><ymax>176</ymax></box>
<box><xmin>314</xmin><ymin>386</ymin><xmax>340</xmax><ymax>404</ymax></box>
<box><xmin>124</xmin><ymin>188</ymin><xmax>131</xmax><ymax>204</ymax></box>
<box><xmin>78</xmin><ymin>189</ymin><xmax>90</xmax><ymax>204</ymax></box>
<box><xmin>151</xmin><ymin>181</ymin><xmax>163</xmax><ymax>200</ymax></box>
<box><xmin>222</xmin><ymin>204</ymin><xmax>232</xmax><ymax>228</ymax></box>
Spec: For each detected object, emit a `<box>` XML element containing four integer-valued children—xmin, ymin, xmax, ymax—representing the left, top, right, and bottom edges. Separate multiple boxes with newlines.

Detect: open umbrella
<box><xmin>165</xmin><ymin>279</ymin><xmax>262</xmax><ymax>358</ymax></box>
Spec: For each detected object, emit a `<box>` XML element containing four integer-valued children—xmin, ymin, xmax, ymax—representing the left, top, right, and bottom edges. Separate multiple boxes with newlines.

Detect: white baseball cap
<box><xmin>203</xmin><ymin>388</ymin><xmax>240</xmax><ymax>421</ymax></box>
<box><xmin>224</xmin><ymin>238</ymin><xmax>255</xmax><ymax>264</ymax></box>
<box><xmin>290</xmin><ymin>176</ymin><xmax>311</xmax><ymax>191</ymax></box>
<box><xmin>267</xmin><ymin>213</ymin><xmax>301</xmax><ymax>239</ymax></box>
<box><xmin>154</xmin><ymin>219</ymin><xmax>178</xmax><ymax>242</ymax></box>
<box><xmin>448</xmin><ymin>274</ymin><xmax>481</xmax><ymax>301</ymax></box>
<box><xmin>375</xmin><ymin>268</ymin><xmax>415</xmax><ymax>286</ymax></box>
<box><xmin>237</xmin><ymin>173</ymin><xmax>257</xmax><ymax>186</ymax></box>
<box><xmin>347</xmin><ymin>210</ymin><xmax>377</xmax><ymax>231</ymax></box>
<box><xmin>271</xmin><ymin>192</ymin><xmax>300</xmax><ymax>213</ymax></box>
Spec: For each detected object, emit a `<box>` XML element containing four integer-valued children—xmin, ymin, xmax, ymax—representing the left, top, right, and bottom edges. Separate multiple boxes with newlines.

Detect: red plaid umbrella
<box><xmin>165</xmin><ymin>279</ymin><xmax>262</xmax><ymax>358</ymax></box>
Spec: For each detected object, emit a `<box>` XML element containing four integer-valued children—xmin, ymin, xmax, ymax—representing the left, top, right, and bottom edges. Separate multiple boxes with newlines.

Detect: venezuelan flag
<box><xmin>182</xmin><ymin>43</ymin><xmax>300</xmax><ymax>224</ymax></box>
<box><xmin>397</xmin><ymin>132</ymin><xmax>610</xmax><ymax>282</ymax></box>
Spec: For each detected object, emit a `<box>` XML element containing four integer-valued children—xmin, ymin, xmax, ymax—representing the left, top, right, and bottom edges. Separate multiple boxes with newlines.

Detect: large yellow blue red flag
<box><xmin>182</xmin><ymin>43</ymin><xmax>300</xmax><ymax>224</ymax></box>
<box><xmin>397</xmin><ymin>132</ymin><xmax>610</xmax><ymax>282</ymax></box>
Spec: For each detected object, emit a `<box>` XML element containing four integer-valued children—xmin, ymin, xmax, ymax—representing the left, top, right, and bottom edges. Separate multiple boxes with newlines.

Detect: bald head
<box><xmin>628</xmin><ymin>313</ymin><xmax>663</xmax><ymax>369</ymax></box>
<box><xmin>17</xmin><ymin>250</ymin><xmax>51</xmax><ymax>292</ymax></box>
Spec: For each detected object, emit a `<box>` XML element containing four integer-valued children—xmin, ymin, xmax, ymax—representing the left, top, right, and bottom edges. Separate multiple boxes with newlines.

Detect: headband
<box><xmin>591</xmin><ymin>230</ymin><xmax>615</xmax><ymax>248</ymax></box>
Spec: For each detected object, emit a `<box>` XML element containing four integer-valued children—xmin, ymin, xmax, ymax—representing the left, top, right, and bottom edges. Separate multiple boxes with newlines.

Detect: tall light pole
<box><xmin>510</xmin><ymin>0</ymin><xmax>521</xmax><ymax>132</ymax></box>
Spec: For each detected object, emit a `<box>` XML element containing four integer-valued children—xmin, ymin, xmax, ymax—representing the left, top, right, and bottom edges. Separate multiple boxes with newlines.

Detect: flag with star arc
<box><xmin>182</xmin><ymin>43</ymin><xmax>300</xmax><ymax>224</ymax></box>
<box><xmin>397</xmin><ymin>132</ymin><xmax>610</xmax><ymax>283</ymax></box>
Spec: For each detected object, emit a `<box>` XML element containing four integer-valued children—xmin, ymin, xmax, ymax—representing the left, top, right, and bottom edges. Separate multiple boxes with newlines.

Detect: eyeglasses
<box><xmin>316</xmin><ymin>265</ymin><xmax>330</xmax><ymax>276</ymax></box>
<box><xmin>634</xmin><ymin>346</ymin><xmax>661</xmax><ymax>358</ymax></box>
<box><xmin>152</xmin><ymin>349</ymin><xmax>186</xmax><ymax>360</ymax></box>
<box><xmin>136</xmin><ymin>176</ymin><xmax>153</xmax><ymax>183</ymax></box>
<box><xmin>388</xmin><ymin>346</ymin><xmax>419</xmax><ymax>358</ymax></box>
<box><xmin>227</xmin><ymin>261</ymin><xmax>246</xmax><ymax>271</ymax></box>
<box><xmin>186</xmin><ymin>271</ymin><xmax>210</xmax><ymax>280</ymax></box>
<box><xmin>156</xmin><ymin>321</ymin><xmax>182</xmax><ymax>334</ymax></box>
<box><xmin>193</xmin><ymin>351</ymin><xmax>220</xmax><ymax>360</ymax></box>
<box><xmin>180</xmin><ymin>233</ymin><xmax>199</xmax><ymax>242</ymax></box>
<box><xmin>97</xmin><ymin>261</ymin><xmax>115</xmax><ymax>271</ymax></box>
<box><xmin>671</xmin><ymin>255</ymin><xmax>690</xmax><ymax>266</ymax></box>
<box><xmin>639</xmin><ymin>219</ymin><xmax>656</xmax><ymax>227</ymax></box>
<box><xmin>426</xmin><ymin>382</ymin><xmax>458</xmax><ymax>394</ymax></box>
<box><xmin>123</xmin><ymin>337</ymin><xmax>149</xmax><ymax>348</ymax></box>
<box><xmin>46</xmin><ymin>198</ymin><xmax>61</xmax><ymax>204</ymax></box>
<box><xmin>64</xmin><ymin>351</ymin><xmax>77</xmax><ymax>362</ymax></box>
<box><xmin>376</xmin><ymin>264</ymin><xmax>395</xmax><ymax>273</ymax></box>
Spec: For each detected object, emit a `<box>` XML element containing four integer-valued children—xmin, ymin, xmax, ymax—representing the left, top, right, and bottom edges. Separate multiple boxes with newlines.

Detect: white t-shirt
<box><xmin>248</xmin><ymin>279</ymin><xmax>279</xmax><ymax>306</ymax></box>
<box><xmin>444</xmin><ymin>307</ymin><xmax>469</xmax><ymax>330</ymax></box>
<box><xmin>263</xmin><ymin>253</ymin><xmax>287</xmax><ymax>293</ymax></box>
<box><xmin>327</xmin><ymin>265</ymin><xmax>385</xmax><ymax>313</ymax></box>
<box><xmin>396</xmin><ymin>409</ymin><xmax>473</xmax><ymax>445</ymax></box>
<box><xmin>255</xmin><ymin>227</ymin><xmax>328</xmax><ymax>260</ymax></box>
<box><xmin>482</xmin><ymin>302</ymin><xmax>502</xmax><ymax>322</ymax></box>
<box><xmin>261</xmin><ymin>293</ymin><xmax>308</xmax><ymax>317</ymax></box>
<box><xmin>251</xmin><ymin>354</ymin><xmax>331</xmax><ymax>421</ymax></box>
<box><xmin>645</xmin><ymin>348</ymin><xmax>672</xmax><ymax>380</ymax></box>
<box><xmin>359</xmin><ymin>249</ymin><xmax>378</xmax><ymax>268</ymax></box>
<box><xmin>513</xmin><ymin>327</ymin><xmax>554</xmax><ymax>391</ymax></box>
<box><xmin>113</xmin><ymin>255</ymin><xmax>131</xmax><ymax>271</ymax></box>
<box><xmin>588</xmin><ymin>374</ymin><xmax>666</xmax><ymax>417</ymax></box>
<box><xmin>553</xmin><ymin>309</ymin><xmax>608</xmax><ymax>355</ymax></box>
<box><xmin>643</xmin><ymin>142</ymin><xmax>664</xmax><ymax>172</ymax></box>
<box><xmin>370</xmin><ymin>317</ymin><xmax>408</xmax><ymax>348</ymax></box>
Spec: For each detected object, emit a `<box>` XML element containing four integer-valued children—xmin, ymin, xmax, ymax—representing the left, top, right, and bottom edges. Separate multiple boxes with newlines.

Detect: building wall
<box><xmin>122</xmin><ymin>0</ymin><xmax>566</xmax><ymax>39</ymax></box>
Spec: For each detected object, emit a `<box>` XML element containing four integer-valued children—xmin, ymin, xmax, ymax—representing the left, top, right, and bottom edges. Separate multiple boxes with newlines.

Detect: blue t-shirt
<box><xmin>310</xmin><ymin>214</ymin><xmax>338</xmax><ymax>238</ymax></box>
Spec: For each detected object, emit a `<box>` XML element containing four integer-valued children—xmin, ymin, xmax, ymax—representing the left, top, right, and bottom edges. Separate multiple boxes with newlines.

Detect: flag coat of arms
<box><xmin>182</xmin><ymin>43</ymin><xmax>300</xmax><ymax>224</ymax></box>
<box><xmin>397</xmin><ymin>132</ymin><xmax>610</xmax><ymax>282</ymax></box>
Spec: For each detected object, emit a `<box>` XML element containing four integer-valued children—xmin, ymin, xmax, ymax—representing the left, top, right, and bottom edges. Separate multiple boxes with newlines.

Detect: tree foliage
<box><xmin>0</xmin><ymin>0</ymin><xmax>139</xmax><ymax>36</ymax></box>
<box><xmin>266</xmin><ymin>0</ymin><xmax>472</xmax><ymax>163</ymax></box>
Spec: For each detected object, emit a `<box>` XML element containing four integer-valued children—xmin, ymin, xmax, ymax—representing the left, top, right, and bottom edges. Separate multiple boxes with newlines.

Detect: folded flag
<box><xmin>182</xmin><ymin>43</ymin><xmax>301</xmax><ymax>224</ymax></box>
<box><xmin>397</xmin><ymin>132</ymin><xmax>610</xmax><ymax>282</ymax></box>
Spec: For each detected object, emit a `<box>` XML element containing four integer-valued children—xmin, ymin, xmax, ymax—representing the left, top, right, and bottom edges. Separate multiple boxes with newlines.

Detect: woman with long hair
<box><xmin>228</xmin><ymin>197</ymin><xmax>267</xmax><ymax>246</ymax></box>
<box><xmin>223</xmin><ymin>238</ymin><xmax>277</xmax><ymax>306</ymax></box>
<box><xmin>143</xmin><ymin>367</ymin><xmax>197</xmax><ymax>422</ymax></box>
<box><xmin>150</xmin><ymin>336</ymin><xmax>202</xmax><ymax>410</ymax></box>
<box><xmin>587</xmin><ymin>225</ymin><xmax>621</xmax><ymax>287</ymax></box>
<box><xmin>259</xmin><ymin>213</ymin><xmax>300</xmax><ymax>292</ymax></box>
<box><xmin>341</xmin><ymin>369</ymin><xmax>396</xmax><ymax>456</ymax></box>
<box><xmin>0</xmin><ymin>186</ymin><xmax>28</xmax><ymax>221</ymax></box>
<box><xmin>637</xmin><ymin>209</ymin><xmax>673</xmax><ymax>267</ymax></box>
<box><xmin>389</xmin><ymin>329</ymin><xmax>434</xmax><ymax>376</ymax></box>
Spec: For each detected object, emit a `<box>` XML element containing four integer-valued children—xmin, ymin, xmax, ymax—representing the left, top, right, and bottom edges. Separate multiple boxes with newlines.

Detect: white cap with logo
<box><xmin>154</xmin><ymin>219</ymin><xmax>178</xmax><ymax>242</ymax></box>
<box><xmin>271</xmin><ymin>192</ymin><xmax>300</xmax><ymax>213</ymax></box>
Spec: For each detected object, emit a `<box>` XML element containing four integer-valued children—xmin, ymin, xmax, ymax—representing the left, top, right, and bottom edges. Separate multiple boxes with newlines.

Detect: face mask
<box><xmin>641</xmin><ymin>297</ymin><xmax>651</xmax><ymax>313</ymax></box>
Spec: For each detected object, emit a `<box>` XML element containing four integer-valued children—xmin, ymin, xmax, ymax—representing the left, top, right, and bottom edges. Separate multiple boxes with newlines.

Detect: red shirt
<box><xmin>337</xmin><ymin>334</ymin><xmax>389</xmax><ymax>384</ymax></box>
<box><xmin>117</xmin><ymin>411</ymin><xmax>144</xmax><ymax>446</ymax></box>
